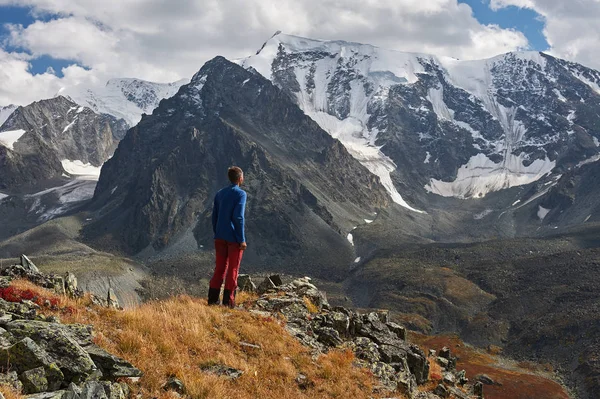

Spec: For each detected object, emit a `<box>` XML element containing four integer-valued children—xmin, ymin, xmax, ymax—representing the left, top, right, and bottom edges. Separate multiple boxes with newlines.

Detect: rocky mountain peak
<box><xmin>86</xmin><ymin>56</ymin><xmax>389</xmax><ymax>275</ymax></box>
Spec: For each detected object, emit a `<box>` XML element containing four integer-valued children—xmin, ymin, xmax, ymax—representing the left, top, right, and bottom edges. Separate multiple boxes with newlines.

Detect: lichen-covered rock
<box><xmin>237</xmin><ymin>274</ymin><xmax>256</xmax><ymax>292</ymax></box>
<box><xmin>3</xmin><ymin>322</ymin><xmax>96</xmax><ymax>382</ymax></box>
<box><xmin>317</xmin><ymin>327</ymin><xmax>343</xmax><ymax>347</ymax></box>
<box><xmin>0</xmin><ymin>371</ymin><xmax>23</xmax><ymax>392</ymax></box>
<box><xmin>20</xmin><ymin>366</ymin><xmax>48</xmax><ymax>394</ymax></box>
<box><xmin>84</xmin><ymin>344</ymin><xmax>142</xmax><ymax>379</ymax></box>
<box><xmin>21</xmin><ymin>254</ymin><xmax>40</xmax><ymax>274</ymax></box>
<box><xmin>162</xmin><ymin>376</ymin><xmax>186</xmax><ymax>395</ymax></box>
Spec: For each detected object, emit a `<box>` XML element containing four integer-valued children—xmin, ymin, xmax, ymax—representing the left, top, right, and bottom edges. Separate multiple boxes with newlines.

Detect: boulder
<box><xmin>21</xmin><ymin>254</ymin><xmax>40</xmax><ymax>274</ymax></box>
<box><xmin>20</xmin><ymin>366</ymin><xmax>48</xmax><ymax>394</ymax></box>
<box><xmin>0</xmin><ymin>371</ymin><xmax>23</xmax><ymax>392</ymax></box>
<box><xmin>3</xmin><ymin>322</ymin><xmax>96</xmax><ymax>382</ymax></box>
<box><xmin>378</xmin><ymin>344</ymin><xmax>408</xmax><ymax>364</ymax></box>
<box><xmin>317</xmin><ymin>327</ymin><xmax>343</xmax><ymax>347</ymax></box>
<box><xmin>433</xmin><ymin>383</ymin><xmax>448</xmax><ymax>398</ymax></box>
<box><xmin>268</xmin><ymin>275</ymin><xmax>283</xmax><ymax>287</ymax></box>
<box><xmin>201</xmin><ymin>364</ymin><xmax>243</xmax><ymax>380</ymax></box>
<box><xmin>64</xmin><ymin>273</ymin><xmax>78</xmax><ymax>298</ymax></box>
<box><xmin>352</xmin><ymin>337</ymin><xmax>381</xmax><ymax>363</ymax></box>
<box><xmin>237</xmin><ymin>275</ymin><xmax>256</xmax><ymax>292</ymax></box>
<box><xmin>370</xmin><ymin>362</ymin><xmax>398</xmax><ymax>391</ymax></box>
<box><xmin>84</xmin><ymin>344</ymin><xmax>142</xmax><ymax>379</ymax></box>
<box><xmin>100</xmin><ymin>381</ymin><xmax>126</xmax><ymax>399</ymax></box>
<box><xmin>107</xmin><ymin>289</ymin><xmax>119</xmax><ymax>309</ymax></box>
<box><xmin>257</xmin><ymin>277</ymin><xmax>277</xmax><ymax>295</ymax></box>
<box><xmin>386</xmin><ymin>321</ymin><xmax>407</xmax><ymax>341</ymax></box>
<box><xmin>476</xmin><ymin>373</ymin><xmax>497</xmax><ymax>385</ymax></box>
<box><xmin>331</xmin><ymin>312</ymin><xmax>350</xmax><ymax>336</ymax></box>
<box><xmin>79</xmin><ymin>380</ymin><xmax>109</xmax><ymax>399</ymax></box>
<box><xmin>406</xmin><ymin>345</ymin><xmax>429</xmax><ymax>385</ymax></box>
<box><xmin>0</xmin><ymin>337</ymin><xmax>54</xmax><ymax>372</ymax></box>
<box><xmin>162</xmin><ymin>376</ymin><xmax>186</xmax><ymax>394</ymax></box>
<box><xmin>474</xmin><ymin>381</ymin><xmax>484</xmax><ymax>398</ymax></box>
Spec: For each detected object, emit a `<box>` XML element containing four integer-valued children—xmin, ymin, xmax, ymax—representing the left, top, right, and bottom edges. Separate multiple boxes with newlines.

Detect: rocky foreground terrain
<box><xmin>0</xmin><ymin>255</ymin><xmax>571</xmax><ymax>399</ymax></box>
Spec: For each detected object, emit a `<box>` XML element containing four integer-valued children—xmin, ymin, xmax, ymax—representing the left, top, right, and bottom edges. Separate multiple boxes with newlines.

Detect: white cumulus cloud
<box><xmin>0</xmin><ymin>0</ymin><xmax>534</xmax><ymax>106</ymax></box>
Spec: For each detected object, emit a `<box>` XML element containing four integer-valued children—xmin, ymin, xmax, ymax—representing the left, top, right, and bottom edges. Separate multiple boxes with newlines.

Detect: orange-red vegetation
<box><xmin>412</xmin><ymin>334</ymin><xmax>570</xmax><ymax>399</ymax></box>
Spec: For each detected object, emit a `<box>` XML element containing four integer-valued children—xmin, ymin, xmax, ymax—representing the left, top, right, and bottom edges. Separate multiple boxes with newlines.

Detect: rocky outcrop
<box><xmin>241</xmin><ymin>275</ymin><xmax>480</xmax><ymax>398</ymax></box>
<box><xmin>0</xmin><ymin>257</ymin><xmax>140</xmax><ymax>397</ymax></box>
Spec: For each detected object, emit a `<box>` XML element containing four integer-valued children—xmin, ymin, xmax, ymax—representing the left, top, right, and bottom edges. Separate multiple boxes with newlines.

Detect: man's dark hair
<box><xmin>228</xmin><ymin>166</ymin><xmax>243</xmax><ymax>183</ymax></box>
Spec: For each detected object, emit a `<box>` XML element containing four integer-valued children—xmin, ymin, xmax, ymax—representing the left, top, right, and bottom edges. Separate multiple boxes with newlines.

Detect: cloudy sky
<box><xmin>0</xmin><ymin>0</ymin><xmax>599</xmax><ymax>106</ymax></box>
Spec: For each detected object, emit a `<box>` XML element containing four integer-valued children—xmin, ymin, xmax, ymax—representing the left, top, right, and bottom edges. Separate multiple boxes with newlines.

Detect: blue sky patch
<box><xmin>459</xmin><ymin>0</ymin><xmax>549</xmax><ymax>51</ymax></box>
<box><xmin>0</xmin><ymin>5</ymin><xmax>80</xmax><ymax>77</ymax></box>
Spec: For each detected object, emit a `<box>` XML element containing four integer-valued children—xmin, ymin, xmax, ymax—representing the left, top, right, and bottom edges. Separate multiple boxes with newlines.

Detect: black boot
<box><xmin>207</xmin><ymin>287</ymin><xmax>220</xmax><ymax>305</ymax></box>
<box><xmin>222</xmin><ymin>289</ymin><xmax>236</xmax><ymax>308</ymax></box>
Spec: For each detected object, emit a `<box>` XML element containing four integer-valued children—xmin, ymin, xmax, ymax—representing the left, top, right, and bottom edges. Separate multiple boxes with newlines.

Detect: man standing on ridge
<box><xmin>207</xmin><ymin>166</ymin><xmax>247</xmax><ymax>308</ymax></box>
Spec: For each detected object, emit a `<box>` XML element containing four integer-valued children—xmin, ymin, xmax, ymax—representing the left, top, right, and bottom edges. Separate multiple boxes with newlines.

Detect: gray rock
<box><xmin>0</xmin><ymin>371</ymin><xmax>23</xmax><ymax>392</ymax></box>
<box><xmin>442</xmin><ymin>372</ymin><xmax>455</xmax><ymax>385</ymax></box>
<box><xmin>268</xmin><ymin>275</ymin><xmax>283</xmax><ymax>287</ymax></box>
<box><xmin>331</xmin><ymin>312</ymin><xmax>350</xmax><ymax>336</ymax></box>
<box><xmin>386</xmin><ymin>321</ymin><xmax>407</xmax><ymax>341</ymax></box>
<box><xmin>476</xmin><ymin>374</ymin><xmax>497</xmax><ymax>385</ymax></box>
<box><xmin>84</xmin><ymin>344</ymin><xmax>142</xmax><ymax>379</ymax></box>
<box><xmin>436</xmin><ymin>357</ymin><xmax>449</xmax><ymax>368</ymax></box>
<box><xmin>474</xmin><ymin>381</ymin><xmax>484</xmax><ymax>398</ymax></box>
<box><xmin>433</xmin><ymin>383</ymin><xmax>448</xmax><ymax>398</ymax></box>
<box><xmin>25</xmin><ymin>392</ymin><xmax>66</xmax><ymax>399</ymax></box>
<box><xmin>406</xmin><ymin>345</ymin><xmax>429</xmax><ymax>385</ymax></box>
<box><xmin>201</xmin><ymin>364</ymin><xmax>243</xmax><ymax>380</ymax></box>
<box><xmin>21</xmin><ymin>255</ymin><xmax>40</xmax><ymax>274</ymax></box>
<box><xmin>107</xmin><ymin>289</ymin><xmax>119</xmax><ymax>309</ymax></box>
<box><xmin>370</xmin><ymin>362</ymin><xmax>398</xmax><ymax>391</ymax></box>
<box><xmin>100</xmin><ymin>381</ymin><xmax>126</xmax><ymax>399</ymax></box>
<box><xmin>79</xmin><ymin>380</ymin><xmax>109</xmax><ymax>399</ymax></box>
<box><xmin>237</xmin><ymin>275</ymin><xmax>256</xmax><ymax>292</ymax></box>
<box><xmin>0</xmin><ymin>337</ymin><xmax>54</xmax><ymax>372</ymax></box>
<box><xmin>257</xmin><ymin>277</ymin><xmax>277</xmax><ymax>295</ymax></box>
<box><xmin>378</xmin><ymin>344</ymin><xmax>408</xmax><ymax>364</ymax></box>
<box><xmin>20</xmin><ymin>366</ymin><xmax>48</xmax><ymax>394</ymax></box>
<box><xmin>162</xmin><ymin>376</ymin><xmax>186</xmax><ymax>394</ymax></box>
<box><xmin>64</xmin><ymin>273</ymin><xmax>78</xmax><ymax>298</ymax></box>
<box><xmin>438</xmin><ymin>347</ymin><xmax>451</xmax><ymax>359</ymax></box>
<box><xmin>317</xmin><ymin>327</ymin><xmax>343</xmax><ymax>347</ymax></box>
<box><xmin>3</xmin><ymin>322</ymin><xmax>96</xmax><ymax>382</ymax></box>
<box><xmin>352</xmin><ymin>337</ymin><xmax>380</xmax><ymax>363</ymax></box>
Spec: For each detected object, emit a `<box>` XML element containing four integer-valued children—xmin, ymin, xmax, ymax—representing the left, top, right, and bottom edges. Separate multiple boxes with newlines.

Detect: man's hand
<box><xmin>240</xmin><ymin>242</ymin><xmax>248</xmax><ymax>251</ymax></box>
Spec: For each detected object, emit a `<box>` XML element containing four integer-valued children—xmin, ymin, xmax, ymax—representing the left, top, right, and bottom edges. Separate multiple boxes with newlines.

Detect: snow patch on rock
<box><xmin>0</xmin><ymin>129</ymin><xmax>26</xmax><ymax>150</ymax></box>
<box><xmin>425</xmin><ymin>153</ymin><xmax>555</xmax><ymax>199</ymax></box>
<box><xmin>538</xmin><ymin>206</ymin><xmax>551</xmax><ymax>220</ymax></box>
<box><xmin>61</xmin><ymin>160</ymin><xmax>102</xmax><ymax>180</ymax></box>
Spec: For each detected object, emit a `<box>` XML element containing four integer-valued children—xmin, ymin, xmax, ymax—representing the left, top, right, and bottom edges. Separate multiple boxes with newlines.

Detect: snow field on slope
<box><xmin>61</xmin><ymin>160</ymin><xmax>102</xmax><ymax>180</ymax></box>
<box><xmin>0</xmin><ymin>105</ymin><xmax>17</xmax><ymax>127</ymax></box>
<box><xmin>425</xmin><ymin>153</ymin><xmax>555</xmax><ymax>198</ymax></box>
<box><xmin>0</xmin><ymin>129</ymin><xmax>26</xmax><ymax>150</ymax></box>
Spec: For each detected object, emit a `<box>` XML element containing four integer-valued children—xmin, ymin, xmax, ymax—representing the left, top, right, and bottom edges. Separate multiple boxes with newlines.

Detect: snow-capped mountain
<box><xmin>58</xmin><ymin>78</ymin><xmax>188</xmax><ymax>127</ymax></box>
<box><xmin>240</xmin><ymin>33</ymin><xmax>600</xmax><ymax>208</ymax></box>
<box><xmin>0</xmin><ymin>105</ymin><xmax>17</xmax><ymax>127</ymax></box>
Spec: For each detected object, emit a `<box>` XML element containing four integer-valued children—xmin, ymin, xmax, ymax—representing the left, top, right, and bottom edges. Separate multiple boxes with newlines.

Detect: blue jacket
<box><xmin>212</xmin><ymin>184</ymin><xmax>247</xmax><ymax>243</ymax></box>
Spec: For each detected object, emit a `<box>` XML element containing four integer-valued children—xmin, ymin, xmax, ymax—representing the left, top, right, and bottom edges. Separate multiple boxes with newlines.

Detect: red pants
<box><xmin>209</xmin><ymin>239</ymin><xmax>244</xmax><ymax>303</ymax></box>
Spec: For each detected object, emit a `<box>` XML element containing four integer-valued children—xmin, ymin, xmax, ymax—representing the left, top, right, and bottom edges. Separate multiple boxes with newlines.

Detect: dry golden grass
<box><xmin>0</xmin><ymin>384</ymin><xmax>21</xmax><ymax>399</ymax></box>
<box><xmin>4</xmin><ymin>280</ymin><xmax>393</xmax><ymax>399</ymax></box>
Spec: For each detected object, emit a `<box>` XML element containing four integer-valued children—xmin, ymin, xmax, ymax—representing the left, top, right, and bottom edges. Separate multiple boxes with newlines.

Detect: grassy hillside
<box><xmin>1</xmin><ymin>280</ymin><xmax>387</xmax><ymax>399</ymax></box>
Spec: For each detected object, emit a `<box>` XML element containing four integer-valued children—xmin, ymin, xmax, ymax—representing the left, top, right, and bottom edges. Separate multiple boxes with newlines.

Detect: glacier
<box><xmin>58</xmin><ymin>78</ymin><xmax>188</xmax><ymax>127</ymax></box>
<box><xmin>237</xmin><ymin>33</ymin><xmax>593</xmax><ymax>202</ymax></box>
